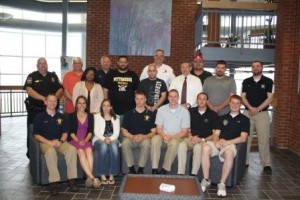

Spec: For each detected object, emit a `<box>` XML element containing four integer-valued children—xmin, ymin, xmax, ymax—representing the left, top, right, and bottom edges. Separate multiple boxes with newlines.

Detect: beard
<box><xmin>216</xmin><ymin>71</ymin><xmax>224</xmax><ymax>77</ymax></box>
<box><xmin>252</xmin><ymin>70</ymin><xmax>262</xmax><ymax>76</ymax></box>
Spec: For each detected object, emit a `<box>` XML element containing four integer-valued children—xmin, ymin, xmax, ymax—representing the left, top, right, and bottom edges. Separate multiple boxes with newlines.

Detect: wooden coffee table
<box><xmin>119</xmin><ymin>174</ymin><xmax>205</xmax><ymax>200</ymax></box>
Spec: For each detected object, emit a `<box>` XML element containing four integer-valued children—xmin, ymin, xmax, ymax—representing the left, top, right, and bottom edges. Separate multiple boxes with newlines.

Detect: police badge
<box><xmin>57</xmin><ymin>118</ymin><xmax>62</xmax><ymax>125</ymax></box>
<box><xmin>26</xmin><ymin>77</ymin><xmax>32</xmax><ymax>84</ymax></box>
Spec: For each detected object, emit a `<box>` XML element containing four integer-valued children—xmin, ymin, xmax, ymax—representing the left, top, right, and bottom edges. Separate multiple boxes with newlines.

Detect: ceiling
<box><xmin>0</xmin><ymin>0</ymin><xmax>87</xmax><ymax>13</ymax></box>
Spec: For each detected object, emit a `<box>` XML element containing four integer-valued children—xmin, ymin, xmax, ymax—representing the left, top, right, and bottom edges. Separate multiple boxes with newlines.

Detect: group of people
<box><xmin>24</xmin><ymin>49</ymin><xmax>274</xmax><ymax>197</ymax></box>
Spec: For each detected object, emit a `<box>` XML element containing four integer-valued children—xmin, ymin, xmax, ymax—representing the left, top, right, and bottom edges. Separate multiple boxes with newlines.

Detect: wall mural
<box><xmin>109</xmin><ymin>0</ymin><xmax>172</xmax><ymax>56</ymax></box>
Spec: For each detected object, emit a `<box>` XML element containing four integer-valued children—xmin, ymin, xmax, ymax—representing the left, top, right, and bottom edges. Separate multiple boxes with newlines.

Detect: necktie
<box><xmin>181</xmin><ymin>77</ymin><xmax>187</xmax><ymax>104</ymax></box>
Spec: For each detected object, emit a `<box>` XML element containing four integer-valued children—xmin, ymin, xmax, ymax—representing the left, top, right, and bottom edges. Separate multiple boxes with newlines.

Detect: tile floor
<box><xmin>0</xmin><ymin>116</ymin><xmax>300</xmax><ymax>200</ymax></box>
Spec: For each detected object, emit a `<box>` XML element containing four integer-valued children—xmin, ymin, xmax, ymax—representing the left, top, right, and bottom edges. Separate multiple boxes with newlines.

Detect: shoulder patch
<box><xmin>26</xmin><ymin>77</ymin><xmax>33</xmax><ymax>84</ymax></box>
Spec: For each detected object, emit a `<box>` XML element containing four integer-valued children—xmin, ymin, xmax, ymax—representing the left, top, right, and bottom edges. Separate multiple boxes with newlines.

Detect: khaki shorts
<box><xmin>205</xmin><ymin>141</ymin><xmax>237</xmax><ymax>162</ymax></box>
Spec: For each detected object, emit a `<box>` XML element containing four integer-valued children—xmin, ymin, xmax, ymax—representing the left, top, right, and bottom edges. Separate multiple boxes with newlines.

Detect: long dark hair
<box><xmin>75</xmin><ymin>95</ymin><xmax>88</xmax><ymax>113</ymax></box>
<box><xmin>100</xmin><ymin>99</ymin><xmax>116</xmax><ymax>120</ymax></box>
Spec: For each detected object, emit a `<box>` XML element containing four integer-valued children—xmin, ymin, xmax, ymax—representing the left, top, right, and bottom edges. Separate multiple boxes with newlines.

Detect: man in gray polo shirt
<box><xmin>151</xmin><ymin>89</ymin><xmax>190</xmax><ymax>174</ymax></box>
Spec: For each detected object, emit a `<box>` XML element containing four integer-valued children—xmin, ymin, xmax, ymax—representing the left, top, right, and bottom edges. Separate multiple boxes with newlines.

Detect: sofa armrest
<box><xmin>231</xmin><ymin>141</ymin><xmax>247</xmax><ymax>185</ymax></box>
<box><xmin>29</xmin><ymin>125</ymin><xmax>41</xmax><ymax>184</ymax></box>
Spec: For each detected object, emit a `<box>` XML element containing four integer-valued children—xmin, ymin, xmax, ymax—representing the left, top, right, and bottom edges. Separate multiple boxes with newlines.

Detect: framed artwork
<box><xmin>109</xmin><ymin>0</ymin><xmax>172</xmax><ymax>56</ymax></box>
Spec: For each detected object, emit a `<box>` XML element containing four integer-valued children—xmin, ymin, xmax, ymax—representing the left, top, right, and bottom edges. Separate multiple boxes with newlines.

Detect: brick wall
<box><xmin>86</xmin><ymin>1</ymin><xmax>300</xmax><ymax>153</ymax></box>
<box><xmin>274</xmin><ymin>0</ymin><xmax>300</xmax><ymax>153</ymax></box>
<box><xmin>86</xmin><ymin>0</ymin><xmax>197</xmax><ymax>76</ymax></box>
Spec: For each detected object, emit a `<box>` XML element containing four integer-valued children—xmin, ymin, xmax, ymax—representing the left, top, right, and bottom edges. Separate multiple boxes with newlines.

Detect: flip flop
<box><xmin>108</xmin><ymin>179</ymin><xmax>115</xmax><ymax>185</ymax></box>
<box><xmin>101</xmin><ymin>179</ymin><xmax>109</xmax><ymax>185</ymax></box>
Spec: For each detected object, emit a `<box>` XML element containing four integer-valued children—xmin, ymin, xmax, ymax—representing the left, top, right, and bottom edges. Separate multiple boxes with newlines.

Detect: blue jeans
<box><xmin>94</xmin><ymin>139</ymin><xmax>120</xmax><ymax>175</ymax></box>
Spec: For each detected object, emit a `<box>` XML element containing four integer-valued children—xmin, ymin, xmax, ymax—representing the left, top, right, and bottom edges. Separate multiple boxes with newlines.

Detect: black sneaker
<box><xmin>263</xmin><ymin>166</ymin><xmax>272</xmax><ymax>174</ymax></box>
<box><xmin>161</xmin><ymin>168</ymin><xmax>167</xmax><ymax>175</ymax></box>
<box><xmin>50</xmin><ymin>182</ymin><xmax>59</xmax><ymax>196</ymax></box>
<box><xmin>152</xmin><ymin>169</ymin><xmax>159</xmax><ymax>174</ymax></box>
<box><xmin>69</xmin><ymin>179</ymin><xmax>79</xmax><ymax>192</ymax></box>
<box><xmin>137</xmin><ymin>167</ymin><xmax>144</xmax><ymax>174</ymax></box>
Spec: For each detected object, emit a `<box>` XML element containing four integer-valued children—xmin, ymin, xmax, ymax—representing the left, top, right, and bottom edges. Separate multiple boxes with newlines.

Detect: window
<box><xmin>0</xmin><ymin>6</ymin><xmax>86</xmax><ymax>86</ymax></box>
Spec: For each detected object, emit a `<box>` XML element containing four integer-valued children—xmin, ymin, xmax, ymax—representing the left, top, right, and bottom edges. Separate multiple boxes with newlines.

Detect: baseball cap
<box><xmin>193</xmin><ymin>54</ymin><xmax>204</xmax><ymax>61</ymax></box>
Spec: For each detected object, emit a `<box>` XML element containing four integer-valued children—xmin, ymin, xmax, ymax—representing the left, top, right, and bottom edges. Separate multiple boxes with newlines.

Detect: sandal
<box><xmin>101</xmin><ymin>179</ymin><xmax>109</xmax><ymax>185</ymax></box>
<box><xmin>85</xmin><ymin>178</ymin><xmax>93</xmax><ymax>187</ymax></box>
<box><xmin>108</xmin><ymin>179</ymin><xmax>115</xmax><ymax>185</ymax></box>
<box><xmin>93</xmin><ymin>178</ymin><xmax>101</xmax><ymax>188</ymax></box>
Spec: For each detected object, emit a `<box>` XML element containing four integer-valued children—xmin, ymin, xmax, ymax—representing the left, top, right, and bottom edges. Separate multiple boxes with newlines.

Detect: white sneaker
<box><xmin>217</xmin><ymin>183</ymin><xmax>227</xmax><ymax>197</ymax></box>
<box><xmin>200</xmin><ymin>179</ymin><xmax>211</xmax><ymax>192</ymax></box>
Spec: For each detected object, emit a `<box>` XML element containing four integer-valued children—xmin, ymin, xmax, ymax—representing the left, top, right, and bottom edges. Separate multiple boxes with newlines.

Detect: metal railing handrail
<box><xmin>0</xmin><ymin>86</ymin><xmax>27</xmax><ymax>117</ymax></box>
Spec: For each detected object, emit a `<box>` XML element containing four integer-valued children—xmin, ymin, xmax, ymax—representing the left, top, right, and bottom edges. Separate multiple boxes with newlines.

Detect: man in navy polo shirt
<box><xmin>200</xmin><ymin>95</ymin><xmax>249</xmax><ymax>197</ymax></box>
<box><xmin>241</xmin><ymin>60</ymin><xmax>274</xmax><ymax>173</ymax></box>
<box><xmin>121</xmin><ymin>90</ymin><xmax>156</xmax><ymax>174</ymax></box>
<box><xmin>33</xmin><ymin>94</ymin><xmax>78</xmax><ymax>196</ymax></box>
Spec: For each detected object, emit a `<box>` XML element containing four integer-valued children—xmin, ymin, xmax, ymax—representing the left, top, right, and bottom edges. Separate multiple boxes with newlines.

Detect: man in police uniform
<box><xmin>241</xmin><ymin>60</ymin><xmax>274</xmax><ymax>173</ymax></box>
<box><xmin>24</xmin><ymin>57</ymin><xmax>63</xmax><ymax>158</ymax></box>
<box><xmin>121</xmin><ymin>90</ymin><xmax>156</xmax><ymax>174</ymax></box>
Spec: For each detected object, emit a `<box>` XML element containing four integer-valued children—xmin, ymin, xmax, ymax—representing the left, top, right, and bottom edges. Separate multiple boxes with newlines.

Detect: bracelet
<box><xmin>60</xmin><ymin>139</ymin><xmax>65</xmax><ymax>143</ymax></box>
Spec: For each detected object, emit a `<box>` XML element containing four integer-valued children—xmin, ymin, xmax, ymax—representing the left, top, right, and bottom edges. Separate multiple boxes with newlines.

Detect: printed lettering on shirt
<box><xmin>113</xmin><ymin>77</ymin><xmax>133</xmax><ymax>82</ymax></box>
<box><xmin>113</xmin><ymin>77</ymin><xmax>133</xmax><ymax>92</ymax></box>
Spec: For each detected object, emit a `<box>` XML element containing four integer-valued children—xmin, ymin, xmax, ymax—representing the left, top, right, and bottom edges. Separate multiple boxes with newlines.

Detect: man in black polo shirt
<box><xmin>121</xmin><ymin>91</ymin><xmax>156</xmax><ymax>174</ymax></box>
<box><xmin>33</xmin><ymin>94</ymin><xmax>78</xmax><ymax>196</ymax></box>
<box><xmin>177</xmin><ymin>92</ymin><xmax>218</xmax><ymax>175</ymax></box>
<box><xmin>241</xmin><ymin>60</ymin><xmax>274</xmax><ymax>173</ymax></box>
<box><xmin>24</xmin><ymin>57</ymin><xmax>63</xmax><ymax>158</ymax></box>
<box><xmin>201</xmin><ymin>95</ymin><xmax>249</xmax><ymax>197</ymax></box>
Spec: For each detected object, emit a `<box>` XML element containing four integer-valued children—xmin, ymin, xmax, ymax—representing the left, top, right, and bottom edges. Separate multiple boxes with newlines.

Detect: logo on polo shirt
<box><xmin>51</xmin><ymin>77</ymin><xmax>56</xmax><ymax>82</ymax></box>
<box><xmin>204</xmin><ymin>118</ymin><xmax>209</xmax><ymax>123</ymax></box>
<box><xmin>144</xmin><ymin>115</ymin><xmax>150</xmax><ymax>121</ymax></box>
<box><xmin>223</xmin><ymin>119</ymin><xmax>228</xmax><ymax>126</ymax></box>
<box><xmin>57</xmin><ymin>118</ymin><xmax>62</xmax><ymax>125</ymax></box>
<box><xmin>261</xmin><ymin>84</ymin><xmax>265</xmax><ymax>89</ymax></box>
